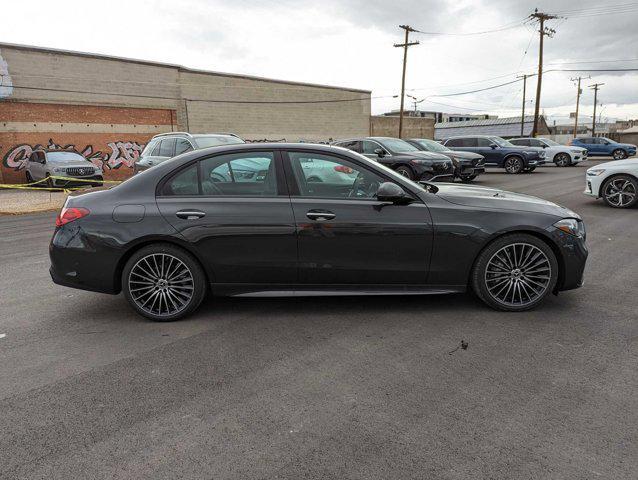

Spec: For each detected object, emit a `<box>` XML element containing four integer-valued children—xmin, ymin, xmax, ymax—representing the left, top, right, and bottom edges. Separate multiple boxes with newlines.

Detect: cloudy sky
<box><xmin>2</xmin><ymin>0</ymin><xmax>637</xmax><ymax>123</ymax></box>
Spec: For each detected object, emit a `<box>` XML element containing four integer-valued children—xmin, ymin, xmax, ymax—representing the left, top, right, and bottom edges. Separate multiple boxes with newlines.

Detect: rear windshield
<box><xmin>194</xmin><ymin>136</ymin><xmax>245</xmax><ymax>148</ymax></box>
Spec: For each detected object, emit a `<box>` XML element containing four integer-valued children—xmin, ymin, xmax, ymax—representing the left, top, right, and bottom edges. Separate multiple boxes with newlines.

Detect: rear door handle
<box><xmin>306</xmin><ymin>210</ymin><xmax>336</xmax><ymax>221</ymax></box>
<box><xmin>176</xmin><ymin>210</ymin><xmax>205</xmax><ymax>220</ymax></box>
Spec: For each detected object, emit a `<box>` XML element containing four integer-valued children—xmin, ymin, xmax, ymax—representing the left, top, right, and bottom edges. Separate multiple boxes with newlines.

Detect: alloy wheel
<box><xmin>484</xmin><ymin>242</ymin><xmax>551</xmax><ymax>308</ymax></box>
<box><xmin>504</xmin><ymin>157</ymin><xmax>522</xmax><ymax>174</ymax></box>
<box><xmin>128</xmin><ymin>253</ymin><xmax>195</xmax><ymax>317</ymax></box>
<box><xmin>555</xmin><ymin>153</ymin><xmax>570</xmax><ymax>167</ymax></box>
<box><xmin>604</xmin><ymin>178</ymin><xmax>636</xmax><ymax>207</ymax></box>
<box><xmin>612</xmin><ymin>149</ymin><xmax>627</xmax><ymax>160</ymax></box>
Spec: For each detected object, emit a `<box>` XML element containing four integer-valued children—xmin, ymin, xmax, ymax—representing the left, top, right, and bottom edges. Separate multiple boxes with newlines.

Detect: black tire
<box><xmin>395</xmin><ymin>165</ymin><xmax>415</xmax><ymax>180</ymax></box>
<box><xmin>459</xmin><ymin>174</ymin><xmax>478</xmax><ymax>183</ymax></box>
<box><xmin>503</xmin><ymin>156</ymin><xmax>524</xmax><ymax>174</ymax></box>
<box><xmin>553</xmin><ymin>152</ymin><xmax>571</xmax><ymax>167</ymax></box>
<box><xmin>471</xmin><ymin>233</ymin><xmax>559</xmax><ymax>312</ymax></box>
<box><xmin>25</xmin><ymin>171</ymin><xmax>34</xmax><ymax>184</ymax></box>
<box><xmin>525</xmin><ymin>166</ymin><xmax>537</xmax><ymax>173</ymax></box>
<box><xmin>612</xmin><ymin>149</ymin><xmax>627</xmax><ymax>160</ymax></box>
<box><xmin>45</xmin><ymin>174</ymin><xmax>54</xmax><ymax>189</ymax></box>
<box><xmin>600</xmin><ymin>175</ymin><xmax>638</xmax><ymax>208</ymax></box>
<box><xmin>122</xmin><ymin>243</ymin><xmax>207</xmax><ymax>321</ymax></box>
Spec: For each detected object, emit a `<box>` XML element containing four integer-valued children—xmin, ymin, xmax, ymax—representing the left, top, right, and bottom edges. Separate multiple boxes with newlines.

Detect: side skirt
<box><xmin>212</xmin><ymin>283</ymin><xmax>466</xmax><ymax>298</ymax></box>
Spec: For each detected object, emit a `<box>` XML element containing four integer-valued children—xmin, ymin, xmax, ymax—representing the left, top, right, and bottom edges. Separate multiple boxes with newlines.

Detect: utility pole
<box><xmin>571</xmin><ymin>76</ymin><xmax>589</xmax><ymax>138</ymax></box>
<box><xmin>517</xmin><ymin>74</ymin><xmax>528</xmax><ymax>136</ymax></box>
<box><xmin>407</xmin><ymin>94</ymin><xmax>425</xmax><ymax>115</ymax></box>
<box><xmin>589</xmin><ymin>83</ymin><xmax>604</xmax><ymax>136</ymax></box>
<box><xmin>529</xmin><ymin>9</ymin><xmax>558</xmax><ymax>137</ymax></box>
<box><xmin>394</xmin><ymin>25</ymin><xmax>419</xmax><ymax>138</ymax></box>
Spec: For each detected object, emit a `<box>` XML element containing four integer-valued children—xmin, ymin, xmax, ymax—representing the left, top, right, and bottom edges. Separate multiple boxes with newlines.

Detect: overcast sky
<box><xmin>2</xmin><ymin>0</ymin><xmax>637</xmax><ymax>123</ymax></box>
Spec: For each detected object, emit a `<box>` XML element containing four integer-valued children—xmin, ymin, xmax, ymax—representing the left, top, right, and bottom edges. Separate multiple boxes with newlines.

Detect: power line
<box><xmin>412</xmin><ymin>18</ymin><xmax>526</xmax><ymax>36</ymax></box>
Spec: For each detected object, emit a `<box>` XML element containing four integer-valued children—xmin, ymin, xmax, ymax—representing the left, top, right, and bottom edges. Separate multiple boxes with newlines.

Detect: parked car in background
<box><xmin>405</xmin><ymin>138</ymin><xmax>485</xmax><ymax>182</ymax></box>
<box><xmin>25</xmin><ymin>150</ymin><xmax>103</xmax><ymax>188</ymax></box>
<box><xmin>134</xmin><ymin>132</ymin><xmax>245</xmax><ymax>173</ymax></box>
<box><xmin>571</xmin><ymin>137</ymin><xmax>636</xmax><ymax>160</ymax></box>
<box><xmin>509</xmin><ymin>137</ymin><xmax>587</xmax><ymax>167</ymax></box>
<box><xmin>332</xmin><ymin>137</ymin><xmax>454</xmax><ymax>181</ymax></box>
<box><xmin>442</xmin><ymin>135</ymin><xmax>546</xmax><ymax>174</ymax></box>
<box><xmin>50</xmin><ymin>143</ymin><xmax>587</xmax><ymax>321</ymax></box>
<box><xmin>584</xmin><ymin>158</ymin><xmax>638</xmax><ymax>208</ymax></box>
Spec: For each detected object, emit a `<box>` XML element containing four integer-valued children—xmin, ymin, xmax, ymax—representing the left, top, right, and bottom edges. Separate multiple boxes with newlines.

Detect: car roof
<box><xmin>444</xmin><ymin>135</ymin><xmax>497</xmax><ymax>139</ymax></box>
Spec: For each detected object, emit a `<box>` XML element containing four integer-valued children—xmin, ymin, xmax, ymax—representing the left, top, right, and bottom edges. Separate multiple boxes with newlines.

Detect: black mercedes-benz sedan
<box><xmin>50</xmin><ymin>143</ymin><xmax>587</xmax><ymax>321</ymax></box>
<box><xmin>332</xmin><ymin>137</ymin><xmax>455</xmax><ymax>182</ymax></box>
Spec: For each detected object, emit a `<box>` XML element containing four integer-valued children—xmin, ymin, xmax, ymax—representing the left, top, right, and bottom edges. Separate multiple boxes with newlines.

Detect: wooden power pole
<box><xmin>517</xmin><ymin>74</ymin><xmax>528</xmax><ymax>136</ymax></box>
<box><xmin>589</xmin><ymin>83</ymin><xmax>604</xmax><ymax>136</ymax></box>
<box><xmin>529</xmin><ymin>9</ymin><xmax>558</xmax><ymax>137</ymax></box>
<box><xmin>394</xmin><ymin>25</ymin><xmax>419</xmax><ymax>138</ymax></box>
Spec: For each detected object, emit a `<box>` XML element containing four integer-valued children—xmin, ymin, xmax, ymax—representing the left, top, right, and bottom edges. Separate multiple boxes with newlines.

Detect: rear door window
<box><xmin>200</xmin><ymin>152</ymin><xmax>277</xmax><ymax>196</ymax></box>
<box><xmin>161</xmin><ymin>164</ymin><xmax>200</xmax><ymax>196</ymax></box>
<box><xmin>159</xmin><ymin>138</ymin><xmax>176</xmax><ymax>157</ymax></box>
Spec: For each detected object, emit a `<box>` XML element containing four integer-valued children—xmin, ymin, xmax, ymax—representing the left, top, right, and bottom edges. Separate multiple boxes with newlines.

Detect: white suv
<box><xmin>25</xmin><ymin>150</ymin><xmax>103</xmax><ymax>187</ymax></box>
<box><xmin>134</xmin><ymin>132</ymin><xmax>244</xmax><ymax>173</ymax></box>
<box><xmin>510</xmin><ymin>138</ymin><xmax>588</xmax><ymax>167</ymax></box>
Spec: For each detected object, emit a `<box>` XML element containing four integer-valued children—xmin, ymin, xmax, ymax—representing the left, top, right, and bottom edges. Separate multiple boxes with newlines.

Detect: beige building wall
<box><xmin>0</xmin><ymin>43</ymin><xmax>371</xmax><ymax>142</ymax></box>
<box><xmin>370</xmin><ymin>116</ymin><xmax>435</xmax><ymax>139</ymax></box>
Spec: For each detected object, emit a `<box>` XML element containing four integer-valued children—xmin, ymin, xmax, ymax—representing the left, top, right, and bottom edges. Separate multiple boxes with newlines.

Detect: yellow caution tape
<box><xmin>0</xmin><ymin>175</ymin><xmax>122</xmax><ymax>193</ymax></box>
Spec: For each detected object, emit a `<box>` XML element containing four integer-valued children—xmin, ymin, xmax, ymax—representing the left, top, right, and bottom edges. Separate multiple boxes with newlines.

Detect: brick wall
<box><xmin>0</xmin><ymin>102</ymin><xmax>177</xmax><ymax>183</ymax></box>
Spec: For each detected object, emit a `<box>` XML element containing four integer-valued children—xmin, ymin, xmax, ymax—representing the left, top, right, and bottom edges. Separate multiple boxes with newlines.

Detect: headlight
<box><xmin>53</xmin><ymin>167</ymin><xmax>65</xmax><ymax>173</ymax></box>
<box><xmin>587</xmin><ymin>169</ymin><xmax>605</xmax><ymax>176</ymax></box>
<box><xmin>409</xmin><ymin>159</ymin><xmax>430</xmax><ymax>165</ymax></box>
<box><xmin>554</xmin><ymin>218</ymin><xmax>585</xmax><ymax>238</ymax></box>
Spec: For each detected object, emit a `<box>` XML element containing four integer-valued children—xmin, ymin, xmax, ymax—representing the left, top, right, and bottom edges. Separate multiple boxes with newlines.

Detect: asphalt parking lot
<box><xmin>1</xmin><ymin>158</ymin><xmax>636</xmax><ymax>479</ymax></box>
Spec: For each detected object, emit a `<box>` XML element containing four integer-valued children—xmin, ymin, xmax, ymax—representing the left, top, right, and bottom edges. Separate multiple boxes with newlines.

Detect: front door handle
<box><xmin>306</xmin><ymin>210</ymin><xmax>336</xmax><ymax>221</ymax></box>
<box><xmin>176</xmin><ymin>210</ymin><xmax>205</xmax><ymax>220</ymax></box>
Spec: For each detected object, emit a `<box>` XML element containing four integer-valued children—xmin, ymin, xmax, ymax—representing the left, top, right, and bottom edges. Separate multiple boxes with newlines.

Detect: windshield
<box><xmin>378</xmin><ymin>138</ymin><xmax>420</xmax><ymax>153</ymax></box>
<box><xmin>490</xmin><ymin>137</ymin><xmax>514</xmax><ymax>147</ymax></box>
<box><xmin>194</xmin><ymin>136</ymin><xmax>245</xmax><ymax>148</ymax></box>
<box><xmin>415</xmin><ymin>139</ymin><xmax>450</xmax><ymax>152</ymax></box>
<box><xmin>540</xmin><ymin>138</ymin><xmax>560</xmax><ymax>146</ymax></box>
<box><xmin>46</xmin><ymin>152</ymin><xmax>86</xmax><ymax>162</ymax></box>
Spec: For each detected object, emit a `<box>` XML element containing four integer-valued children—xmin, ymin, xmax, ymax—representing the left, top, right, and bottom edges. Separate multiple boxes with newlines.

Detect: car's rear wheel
<box><xmin>471</xmin><ymin>233</ymin><xmax>558</xmax><ymax>311</ymax></box>
<box><xmin>122</xmin><ymin>243</ymin><xmax>207</xmax><ymax>321</ymax></box>
<box><xmin>601</xmin><ymin>175</ymin><xmax>638</xmax><ymax>208</ymax></box>
<box><xmin>504</xmin><ymin>156</ymin><xmax>524</xmax><ymax>174</ymax></box>
<box><xmin>554</xmin><ymin>152</ymin><xmax>571</xmax><ymax>167</ymax></box>
<box><xmin>612</xmin><ymin>149</ymin><xmax>627</xmax><ymax>160</ymax></box>
<box><xmin>25</xmin><ymin>171</ymin><xmax>34</xmax><ymax>184</ymax></box>
<box><xmin>395</xmin><ymin>165</ymin><xmax>414</xmax><ymax>180</ymax></box>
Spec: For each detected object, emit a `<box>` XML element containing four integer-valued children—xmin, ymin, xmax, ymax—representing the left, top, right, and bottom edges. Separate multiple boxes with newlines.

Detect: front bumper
<box><xmin>414</xmin><ymin>162</ymin><xmax>455</xmax><ymax>182</ymax></box>
<box><xmin>52</xmin><ymin>175</ymin><xmax>103</xmax><ymax>188</ymax></box>
<box><xmin>549</xmin><ymin>226</ymin><xmax>588</xmax><ymax>292</ymax></box>
<box><xmin>583</xmin><ymin>175</ymin><xmax>603</xmax><ymax>198</ymax></box>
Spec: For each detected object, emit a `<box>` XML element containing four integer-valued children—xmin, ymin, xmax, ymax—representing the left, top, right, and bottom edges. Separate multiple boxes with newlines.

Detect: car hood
<box><xmin>435</xmin><ymin>183</ymin><xmax>580</xmax><ymax>218</ymax></box>
<box><xmin>51</xmin><ymin>158</ymin><xmax>97</xmax><ymax>167</ymax></box>
<box><xmin>589</xmin><ymin>158</ymin><xmax>638</xmax><ymax>170</ymax></box>
<box><xmin>407</xmin><ymin>151</ymin><xmax>451</xmax><ymax>162</ymax></box>
<box><xmin>447</xmin><ymin>150</ymin><xmax>483</xmax><ymax>160</ymax></box>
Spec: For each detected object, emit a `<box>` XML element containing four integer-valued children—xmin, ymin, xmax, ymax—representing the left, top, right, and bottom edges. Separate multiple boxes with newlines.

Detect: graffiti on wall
<box><xmin>0</xmin><ymin>48</ymin><xmax>13</xmax><ymax>98</ymax></box>
<box><xmin>2</xmin><ymin>139</ymin><xmax>145</xmax><ymax>172</ymax></box>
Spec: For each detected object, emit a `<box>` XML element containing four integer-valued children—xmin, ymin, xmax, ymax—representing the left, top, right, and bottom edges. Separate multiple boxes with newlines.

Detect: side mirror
<box><xmin>374</xmin><ymin>148</ymin><xmax>385</xmax><ymax>157</ymax></box>
<box><xmin>489</xmin><ymin>144</ymin><xmax>498</xmax><ymax>149</ymax></box>
<box><xmin>376</xmin><ymin>182</ymin><xmax>411</xmax><ymax>204</ymax></box>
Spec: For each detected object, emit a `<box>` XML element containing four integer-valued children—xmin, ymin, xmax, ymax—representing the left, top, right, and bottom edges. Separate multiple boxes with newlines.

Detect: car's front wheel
<box><xmin>122</xmin><ymin>243</ymin><xmax>207</xmax><ymax>321</ymax></box>
<box><xmin>504</xmin><ymin>156</ymin><xmax>524</xmax><ymax>174</ymax></box>
<box><xmin>395</xmin><ymin>165</ymin><xmax>414</xmax><ymax>180</ymax></box>
<box><xmin>612</xmin><ymin>149</ymin><xmax>627</xmax><ymax>160</ymax></box>
<box><xmin>459</xmin><ymin>173</ymin><xmax>478</xmax><ymax>183</ymax></box>
<box><xmin>554</xmin><ymin>152</ymin><xmax>571</xmax><ymax>167</ymax></box>
<box><xmin>471</xmin><ymin>233</ymin><xmax>559</xmax><ymax>311</ymax></box>
<box><xmin>601</xmin><ymin>175</ymin><xmax>638</xmax><ymax>208</ymax></box>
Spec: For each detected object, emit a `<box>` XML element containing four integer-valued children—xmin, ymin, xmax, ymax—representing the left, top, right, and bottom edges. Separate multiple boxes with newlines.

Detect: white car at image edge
<box><xmin>584</xmin><ymin>158</ymin><xmax>638</xmax><ymax>208</ymax></box>
<box><xmin>510</xmin><ymin>137</ymin><xmax>588</xmax><ymax>167</ymax></box>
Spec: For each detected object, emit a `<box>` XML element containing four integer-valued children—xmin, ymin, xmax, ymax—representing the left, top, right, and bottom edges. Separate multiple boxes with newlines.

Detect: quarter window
<box><xmin>200</xmin><ymin>152</ymin><xmax>276</xmax><ymax>196</ymax></box>
<box><xmin>288</xmin><ymin>152</ymin><xmax>387</xmax><ymax>200</ymax></box>
<box><xmin>161</xmin><ymin>164</ymin><xmax>199</xmax><ymax>196</ymax></box>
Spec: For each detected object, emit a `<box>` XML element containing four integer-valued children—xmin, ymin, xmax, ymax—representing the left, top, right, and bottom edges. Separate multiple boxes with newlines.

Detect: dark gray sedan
<box><xmin>406</xmin><ymin>138</ymin><xmax>485</xmax><ymax>182</ymax></box>
<box><xmin>50</xmin><ymin>143</ymin><xmax>587</xmax><ymax>321</ymax></box>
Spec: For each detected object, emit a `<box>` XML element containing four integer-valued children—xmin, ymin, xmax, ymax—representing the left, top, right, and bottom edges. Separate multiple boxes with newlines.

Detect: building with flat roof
<box><xmin>434</xmin><ymin>115</ymin><xmax>550</xmax><ymax>140</ymax></box>
<box><xmin>0</xmin><ymin>43</ymin><xmax>371</xmax><ymax>183</ymax></box>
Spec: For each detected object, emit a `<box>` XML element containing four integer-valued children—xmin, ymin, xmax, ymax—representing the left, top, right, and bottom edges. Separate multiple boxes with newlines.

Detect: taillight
<box><xmin>334</xmin><ymin>165</ymin><xmax>354</xmax><ymax>174</ymax></box>
<box><xmin>56</xmin><ymin>207</ymin><xmax>90</xmax><ymax>227</ymax></box>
